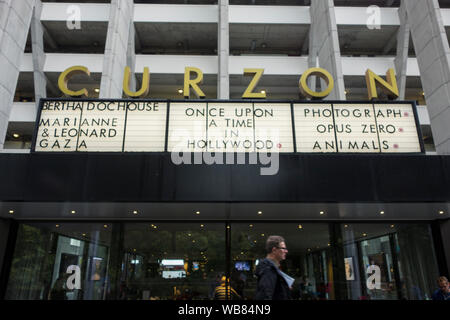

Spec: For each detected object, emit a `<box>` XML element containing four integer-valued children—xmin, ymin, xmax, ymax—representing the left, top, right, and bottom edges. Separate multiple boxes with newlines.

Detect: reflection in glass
<box><xmin>341</xmin><ymin>223</ymin><xmax>439</xmax><ymax>300</ymax></box>
<box><xmin>120</xmin><ymin>223</ymin><xmax>225</xmax><ymax>300</ymax></box>
<box><xmin>6</xmin><ymin>223</ymin><xmax>111</xmax><ymax>300</ymax></box>
<box><xmin>230</xmin><ymin>223</ymin><xmax>333</xmax><ymax>300</ymax></box>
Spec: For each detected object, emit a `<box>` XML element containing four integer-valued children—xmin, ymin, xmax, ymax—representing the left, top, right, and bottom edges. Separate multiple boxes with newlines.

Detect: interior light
<box><xmin>133</xmin><ymin>210</ymin><xmax>138</xmax><ymax>215</ymax></box>
<box><xmin>298</xmin><ymin>225</ymin><xmax>303</xmax><ymax>229</ymax></box>
<box><xmin>260</xmin><ymin>90</ymin><xmax>266</xmax><ymax>94</ymax></box>
<box><xmin>178</xmin><ymin>89</ymin><xmax>183</xmax><ymax>94</ymax></box>
<box><xmin>94</xmin><ymin>88</ymin><xmax>100</xmax><ymax>93</ymax></box>
<box><xmin>439</xmin><ymin>211</ymin><xmax>444</xmax><ymax>215</ymax></box>
<box><xmin>71</xmin><ymin>210</ymin><xmax>76</xmax><ymax>214</ymax></box>
<box><xmin>8</xmin><ymin>210</ymin><xmax>14</xmax><ymax>214</ymax></box>
<box><xmin>319</xmin><ymin>211</ymin><xmax>324</xmax><ymax>215</ymax></box>
<box><xmin>195</xmin><ymin>211</ymin><xmax>200</xmax><ymax>215</ymax></box>
<box><xmin>56</xmin><ymin>224</ymin><xmax>60</xmax><ymax>228</ymax></box>
<box><xmin>380</xmin><ymin>211</ymin><xmax>385</xmax><ymax>215</ymax></box>
<box><xmin>257</xmin><ymin>211</ymin><xmax>262</xmax><ymax>215</ymax></box>
<box><xmin>362</xmin><ymin>233</ymin><xmax>367</xmax><ymax>237</ymax></box>
<box><xmin>200</xmin><ymin>224</ymin><xmax>204</xmax><ymax>228</ymax></box>
<box><xmin>249</xmin><ymin>224</ymin><xmax>253</xmax><ymax>228</ymax></box>
<box><xmin>13</xmin><ymin>133</ymin><xmax>20</xmax><ymax>139</ymax></box>
<box><xmin>103</xmin><ymin>224</ymin><xmax>108</xmax><ymax>228</ymax></box>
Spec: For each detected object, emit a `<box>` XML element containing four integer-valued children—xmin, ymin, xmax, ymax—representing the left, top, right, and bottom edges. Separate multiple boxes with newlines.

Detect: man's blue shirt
<box><xmin>432</xmin><ymin>289</ymin><xmax>450</xmax><ymax>301</ymax></box>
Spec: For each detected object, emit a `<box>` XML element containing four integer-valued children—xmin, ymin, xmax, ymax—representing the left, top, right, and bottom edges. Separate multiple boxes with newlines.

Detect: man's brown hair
<box><xmin>438</xmin><ymin>276</ymin><xmax>448</xmax><ymax>284</ymax></box>
<box><xmin>265</xmin><ymin>235</ymin><xmax>285</xmax><ymax>254</ymax></box>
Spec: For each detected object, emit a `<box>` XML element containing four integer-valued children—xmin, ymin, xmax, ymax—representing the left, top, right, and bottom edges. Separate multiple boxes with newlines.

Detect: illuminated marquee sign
<box><xmin>32</xmin><ymin>99</ymin><xmax>424</xmax><ymax>154</ymax></box>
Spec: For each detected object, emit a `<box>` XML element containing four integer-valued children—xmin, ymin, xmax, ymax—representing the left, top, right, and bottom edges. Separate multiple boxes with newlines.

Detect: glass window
<box><xmin>340</xmin><ymin>223</ymin><xmax>440</xmax><ymax>300</ymax></box>
<box><xmin>120</xmin><ymin>223</ymin><xmax>226</xmax><ymax>300</ymax></box>
<box><xmin>230</xmin><ymin>223</ymin><xmax>333</xmax><ymax>300</ymax></box>
<box><xmin>6</xmin><ymin>222</ymin><xmax>112</xmax><ymax>300</ymax></box>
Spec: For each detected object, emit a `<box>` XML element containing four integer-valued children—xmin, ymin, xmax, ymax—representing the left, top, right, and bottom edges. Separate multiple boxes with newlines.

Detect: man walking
<box><xmin>432</xmin><ymin>276</ymin><xmax>450</xmax><ymax>301</ymax></box>
<box><xmin>254</xmin><ymin>235</ymin><xmax>293</xmax><ymax>300</ymax></box>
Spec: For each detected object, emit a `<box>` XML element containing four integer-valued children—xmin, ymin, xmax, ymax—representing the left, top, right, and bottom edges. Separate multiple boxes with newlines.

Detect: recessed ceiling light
<box><xmin>8</xmin><ymin>210</ymin><xmax>14</xmax><ymax>214</ymax></box>
<box><xmin>298</xmin><ymin>225</ymin><xmax>303</xmax><ymax>229</ymax></box>
<box><xmin>71</xmin><ymin>210</ymin><xmax>76</xmax><ymax>214</ymax></box>
<box><xmin>195</xmin><ymin>211</ymin><xmax>200</xmax><ymax>215</ymax></box>
<box><xmin>257</xmin><ymin>211</ymin><xmax>262</xmax><ymax>215</ymax></box>
<box><xmin>319</xmin><ymin>211</ymin><xmax>324</xmax><ymax>215</ymax></box>
<box><xmin>439</xmin><ymin>211</ymin><xmax>444</xmax><ymax>215</ymax></box>
<box><xmin>55</xmin><ymin>224</ymin><xmax>60</xmax><ymax>228</ymax></box>
<box><xmin>82</xmin><ymin>233</ymin><xmax>86</xmax><ymax>237</ymax></box>
<box><xmin>94</xmin><ymin>88</ymin><xmax>100</xmax><ymax>93</ymax></box>
<box><xmin>200</xmin><ymin>224</ymin><xmax>204</xmax><ymax>228</ymax></box>
<box><xmin>380</xmin><ymin>211</ymin><xmax>385</xmax><ymax>215</ymax></box>
<box><xmin>103</xmin><ymin>224</ymin><xmax>108</xmax><ymax>228</ymax></box>
<box><xmin>362</xmin><ymin>233</ymin><xmax>367</xmax><ymax>237</ymax></box>
<box><xmin>249</xmin><ymin>224</ymin><xmax>253</xmax><ymax>228</ymax></box>
<box><xmin>178</xmin><ymin>89</ymin><xmax>183</xmax><ymax>94</ymax></box>
<box><xmin>133</xmin><ymin>210</ymin><xmax>138</xmax><ymax>215</ymax></box>
<box><xmin>13</xmin><ymin>133</ymin><xmax>20</xmax><ymax>139</ymax></box>
<box><xmin>390</xmin><ymin>225</ymin><xmax>395</xmax><ymax>228</ymax></box>
<box><xmin>344</xmin><ymin>224</ymin><xmax>348</xmax><ymax>228</ymax></box>
<box><xmin>260</xmin><ymin>90</ymin><xmax>266</xmax><ymax>94</ymax></box>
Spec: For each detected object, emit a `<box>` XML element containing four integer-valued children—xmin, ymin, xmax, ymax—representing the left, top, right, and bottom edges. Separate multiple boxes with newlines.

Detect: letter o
<box><xmin>299</xmin><ymin>67</ymin><xmax>335</xmax><ymax>99</ymax></box>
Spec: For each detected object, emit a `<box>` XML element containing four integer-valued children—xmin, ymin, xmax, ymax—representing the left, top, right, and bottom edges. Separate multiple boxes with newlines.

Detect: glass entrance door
<box><xmin>358</xmin><ymin>235</ymin><xmax>399</xmax><ymax>300</ymax></box>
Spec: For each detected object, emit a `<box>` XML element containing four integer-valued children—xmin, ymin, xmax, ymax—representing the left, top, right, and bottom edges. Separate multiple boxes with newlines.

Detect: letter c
<box><xmin>58</xmin><ymin>66</ymin><xmax>91</xmax><ymax>97</ymax></box>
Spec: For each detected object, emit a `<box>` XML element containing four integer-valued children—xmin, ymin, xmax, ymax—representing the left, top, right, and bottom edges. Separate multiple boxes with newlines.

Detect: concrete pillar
<box><xmin>100</xmin><ymin>0</ymin><xmax>134</xmax><ymax>99</ymax></box>
<box><xmin>439</xmin><ymin>219</ymin><xmax>450</xmax><ymax>278</ymax></box>
<box><xmin>0</xmin><ymin>219</ymin><xmax>15</xmax><ymax>299</ymax></box>
<box><xmin>126</xmin><ymin>21</ymin><xmax>137</xmax><ymax>92</ymax></box>
<box><xmin>0</xmin><ymin>0</ymin><xmax>35</xmax><ymax>149</ymax></box>
<box><xmin>308</xmin><ymin>0</ymin><xmax>346</xmax><ymax>100</ymax></box>
<box><xmin>394</xmin><ymin>3</ymin><xmax>410</xmax><ymax>100</ymax></box>
<box><xmin>218</xmin><ymin>0</ymin><xmax>229</xmax><ymax>99</ymax></box>
<box><xmin>31</xmin><ymin>0</ymin><xmax>47</xmax><ymax>108</ymax></box>
<box><xmin>404</xmin><ymin>0</ymin><xmax>450</xmax><ymax>154</ymax></box>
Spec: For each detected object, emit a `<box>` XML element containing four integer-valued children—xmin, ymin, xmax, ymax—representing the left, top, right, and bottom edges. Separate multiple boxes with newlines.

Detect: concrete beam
<box><xmin>0</xmin><ymin>0</ymin><xmax>35</xmax><ymax>149</ymax></box>
<box><xmin>405</xmin><ymin>0</ymin><xmax>450</xmax><ymax>154</ymax></box>
<box><xmin>218</xmin><ymin>0</ymin><xmax>229</xmax><ymax>99</ymax></box>
<box><xmin>309</xmin><ymin>0</ymin><xmax>346</xmax><ymax>100</ymax></box>
<box><xmin>100</xmin><ymin>0</ymin><xmax>134</xmax><ymax>99</ymax></box>
<box><xmin>18</xmin><ymin>53</ymin><xmax>425</xmax><ymax>77</ymax></box>
<box><xmin>394</xmin><ymin>4</ymin><xmax>410</xmax><ymax>100</ymax></box>
<box><xmin>31</xmin><ymin>0</ymin><xmax>47</xmax><ymax>108</ymax></box>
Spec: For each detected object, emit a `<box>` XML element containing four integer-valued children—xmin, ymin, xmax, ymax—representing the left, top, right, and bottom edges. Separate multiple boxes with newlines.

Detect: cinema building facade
<box><xmin>0</xmin><ymin>0</ymin><xmax>449</xmax><ymax>301</ymax></box>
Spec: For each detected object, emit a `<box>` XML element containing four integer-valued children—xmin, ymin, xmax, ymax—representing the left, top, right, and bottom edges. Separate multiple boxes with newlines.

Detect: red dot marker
<box><xmin>399</xmin><ymin>128</ymin><xmax>404</xmax><ymax>132</ymax></box>
<box><xmin>404</xmin><ymin>112</ymin><xmax>409</xmax><ymax>117</ymax></box>
<box><xmin>394</xmin><ymin>144</ymin><xmax>399</xmax><ymax>149</ymax></box>
<box><xmin>277</xmin><ymin>143</ymin><xmax>282</xmax><ymax>149</ymax></box>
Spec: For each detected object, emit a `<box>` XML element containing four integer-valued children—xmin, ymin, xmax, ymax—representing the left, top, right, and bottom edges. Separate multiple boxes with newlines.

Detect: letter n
<box><xmin>365</xmin><ymin>68</ymin><xmax>399</xmax><ymax>100</ymax></box>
